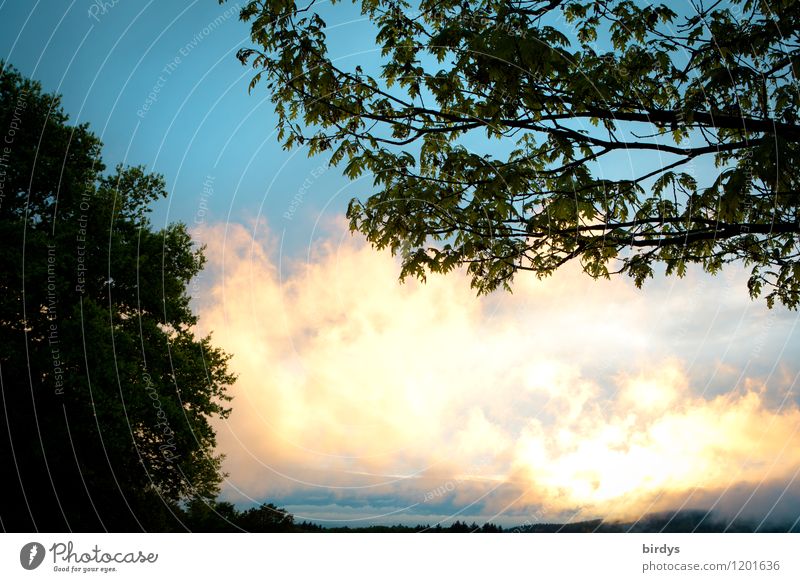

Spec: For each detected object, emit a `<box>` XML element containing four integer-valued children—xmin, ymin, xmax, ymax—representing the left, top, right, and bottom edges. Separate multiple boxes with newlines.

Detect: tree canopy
<box><xmin>228</xmin><ymin>0</ymin><xmax>800</xmax><ymax>307</ymax></box>
<box><xmin>0</xmin><ymin>63</ymin><xmax>234</xmax><ymax>531</ymax></box>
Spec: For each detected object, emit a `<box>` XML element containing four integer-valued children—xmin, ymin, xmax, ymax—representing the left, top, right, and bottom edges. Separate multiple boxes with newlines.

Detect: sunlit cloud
<box><xmin>192</xmin><ymin>219</ymin><xmax>800</xmax><ymax>525</ymax></box>
<box><xmin>511</xmin><ymin>361</ymin><xmax>800</xmax><ymax>519</ymax></box>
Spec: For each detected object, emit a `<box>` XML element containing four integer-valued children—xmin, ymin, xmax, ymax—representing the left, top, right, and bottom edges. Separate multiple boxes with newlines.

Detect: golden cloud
<box><xmin>192</xmin><ymin>220</ymin><xmax>800</xmax><ymax>523</ymax></box>
<box><xmin>511</xmin><ymin>360</ymin><xmax>800</xmax><ymax>520</ymax></box>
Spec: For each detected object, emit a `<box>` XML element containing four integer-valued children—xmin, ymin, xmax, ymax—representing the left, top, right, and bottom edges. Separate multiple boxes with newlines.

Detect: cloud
<box><xmin>191</xmin><ymin>219</ymin><xmax>800</xmax><ymax>526</ymax></box>
<box><xmin>510</xmin><ymin>360</ymin><xmax>800</xmax><ymax>520</ymax></box>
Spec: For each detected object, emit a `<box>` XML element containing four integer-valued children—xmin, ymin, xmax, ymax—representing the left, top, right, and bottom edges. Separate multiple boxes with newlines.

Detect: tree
<box><xmin>183</xmin><ymin>499</ymin><xmax>243</xmax><ymax>532</ymax></box>
<box><xmin>0</xmin><ymin>63</ymin><xmax>235</xmax><ymax>531</ymax></box>
<box><xmin>227</xmin><ymin>0</ymin><xmax>800</xmax><ymax>307</ymax></box>
<box><xmin>236</xmin><ymin>502</ymin><xmax>296</xmax><ymax>532</ymax></box>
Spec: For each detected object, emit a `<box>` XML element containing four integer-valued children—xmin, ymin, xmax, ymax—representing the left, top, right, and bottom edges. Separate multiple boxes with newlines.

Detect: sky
<box><xmin>2</xmin><ymin>0</ymin><xmax>799</xmax><ymax>529</ymax></box>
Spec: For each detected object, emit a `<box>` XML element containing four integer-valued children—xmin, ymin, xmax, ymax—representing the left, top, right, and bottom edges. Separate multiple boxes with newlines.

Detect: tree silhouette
<box><xmin>236</xmin><ymin>503</ymin><xmax>296</xmax><ymax>532</ymax></box>
<box><xmin>183</xmin><ymin>500</ymin><xmax>242</xmax><ymax>532</ymax></box>
<box><xmin>228</xmin><ymin>0</ymin><xmax>800</xmax><ymax>307</ymax></box>
<box><xmin>0</xmin><ymin>63</ymin><xmax>234</xmax><ymax>531</ymax></box>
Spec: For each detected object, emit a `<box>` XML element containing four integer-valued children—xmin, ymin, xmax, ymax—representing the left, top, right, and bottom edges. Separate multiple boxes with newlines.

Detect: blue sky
<box><xmin>0</xmin><ymin>0</ymin><xmax>368</xmax><ymax>251</ymax></box>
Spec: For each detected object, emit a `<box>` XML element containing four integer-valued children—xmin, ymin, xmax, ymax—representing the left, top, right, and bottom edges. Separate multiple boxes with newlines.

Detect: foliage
<box><xmin>181</xmin><ymin>501</ymin><xmax>298</xmax><ymax>532</ymax></box>
<box><xmin>0</xmin><ymin>62</ymin><xmax>234</xmax><ymax>531</ymax></box>
<box><xmin>227</xmin><ymin>0</ymin><xmax>800</xmax><ymax>307</ymax></box>
<box><xmin>237</xmin><ymin>502</ymin><xmax>296</xmax><ymax>532</ymax></box>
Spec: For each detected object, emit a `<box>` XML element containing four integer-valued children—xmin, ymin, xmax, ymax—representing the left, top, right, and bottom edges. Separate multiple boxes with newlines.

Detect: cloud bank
<box><xmin>192</xmin><ymin>220</ymin><xmax>800</xmax><ymax>527</ymax></box>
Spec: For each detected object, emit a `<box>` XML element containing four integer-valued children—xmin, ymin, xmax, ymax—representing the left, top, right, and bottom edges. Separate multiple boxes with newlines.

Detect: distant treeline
<box><xmin>188</xmin><ymin>503</ymin><xmax>799</xmax><ymax>533</ymax></box>
<box><xmin>296</xmin><ymin>521</ymin><xmax>504</xmax><ymax>533</ymax></box>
